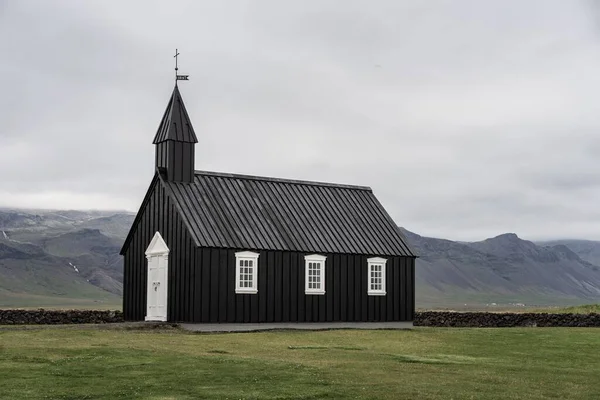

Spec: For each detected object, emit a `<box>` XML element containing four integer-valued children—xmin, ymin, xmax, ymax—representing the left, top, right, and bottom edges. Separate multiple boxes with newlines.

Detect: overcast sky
<box><xmin>1</xmin><ymin>0</ymin><xmax>600</xmax><ymax>241</ymax></box>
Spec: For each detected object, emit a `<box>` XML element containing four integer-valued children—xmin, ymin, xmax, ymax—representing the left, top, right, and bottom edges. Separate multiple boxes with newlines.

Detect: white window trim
<box><xmin>367</xmin><ymin>257</ymin><xmax>387</xmax><ymax>296</ymax></box>
<box><xmin>235</xmin><ymin>251</ymin><xmax>259</xmax><ymax>294</ymax></box>
<box><xmin>305</xmin><ymin>254</ymin><xmax>326</xmax><ymax>295</ymax></box>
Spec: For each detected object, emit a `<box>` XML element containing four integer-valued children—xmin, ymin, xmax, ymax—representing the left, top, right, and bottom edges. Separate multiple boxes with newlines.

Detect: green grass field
<box><xmin>528</xmin><ymin>304</ymin><xmax>600</xmax><ymax>314</ymax></box>
<box><xmin>418</xmin><ymin>303</ymin><xmax>600</xmax><ymax>313</ymax></box>
<box><xmin>0</xmin><ymin>289</ymin><xmax>121</xmax><ymax>310</ymax></box>
<box><xmin>0</xmin><ymin>326</ymin><xmax>599</xmax><ymax>399</ymax></box>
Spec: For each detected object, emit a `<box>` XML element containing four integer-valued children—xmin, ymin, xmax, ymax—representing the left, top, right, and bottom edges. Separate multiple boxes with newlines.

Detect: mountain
<box><xmin>0</xmin><ymin>208</ymin><xmax>134</xmax><ymax>242</ymax></box>
<box><xmin>76</xmin><ymin>213</ymin><xmax>138</xmax><ymax>240</ymax></box>
<box><xmin>0</xmin><ymin>237</ymin><xmax>119</xmax><ymax>308</ymax></box>
<box><xmin>38</xmin><ymin>229</ymin><xmax>124</xmax><ymax>294</ymax></box>
<box><xmin>0</xmin><ymin>208</ymin><xmax>134</xmax><ymax>308</ymax></box>
<box><xmin>536</xmin><ymin>239</ymin><xmax>600</xmax><ymax>268</ymax></box>
<box><xmin>2</xmin><ymin>206</ymin><xmax>600</xmax><ymax>310</ymax></box>
<box><xmin>403</xmin><ymin>228</ymin><xmax>600</xmax><ymax>309</ymax></box>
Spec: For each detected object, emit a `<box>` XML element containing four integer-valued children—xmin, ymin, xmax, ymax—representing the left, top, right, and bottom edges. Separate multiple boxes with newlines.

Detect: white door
<box><xmin>145</xmin><ymin>232</ymin><xmax>169</xmax><ymax>322</ymax></box>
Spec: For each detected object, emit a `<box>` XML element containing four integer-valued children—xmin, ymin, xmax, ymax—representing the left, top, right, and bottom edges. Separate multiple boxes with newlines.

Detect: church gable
<box><xmin>119</xmin><ymin>172</ymin><xmax>199</xmax><ymax>256</ymax></box>
<box><xmin>121</xmin><ymin>170</ymin><xmax>199</xmax><ymax>321</ymax></box>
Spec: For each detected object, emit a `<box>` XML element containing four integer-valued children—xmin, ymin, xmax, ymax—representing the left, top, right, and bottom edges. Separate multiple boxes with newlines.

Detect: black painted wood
<box><xmin>296</xmin><ymin>253</ymin><xmax>305</xmax><ymax>322</ymax></box>
<box><xmin>282</xmin><ymin>252</ymin><xmax>290</xmax><ymax>323</ymax></box>
<box><xmin>218</xmin><ymin>249</ymin><xmax>227</xmax><ymax>322</ymax></box>
<box><xmin>340</xmin><ymin>254</ymin><xmax>347</xmax><ymax>321</ymax></box>
<box><xmin>290</xmin><ymin>254</ymin><xmax>298</xmax><ymax>321</ymax></box>
<box><xmin>151</xmin><ymin>85</ymin><xmax>197</xmax><ymax>184</ymax></box>
<box><xmin>332</xmin><ymin>255</ymin><xmax>340</xmax><ymax>321</ymax></box>
<box><xmin>124</xmin><ymin>84</ymin><xmax>417</xmax><ymax>324</ymax></box>
<box><xmin>274</xmin><ymin>251</ymin><xmax>282</xmax><ymax>322</ymax></box>
<box><xmin>386</xmin><ymin>258</ymin><xmax>394</xmax><ymax>321</ymax></box>
<box><xmin>227</xmin><ymin>251</ymin><xmax>236</xmax><ymax>323</ymax></box>
<box><xmin>154</xmin><ymin>141</ymin><xmax>195</xmax><ymax>184</ymax></box>
<box><xmin>258</xmin><ymin>250</ymin><xmax>267</xmax><ymax>322</ymax></box>
<box><xmin>123</xmin><ymin>178</ymin><xmax>415</xmax><ymax>323</ymax></box>
<box><xmin>354</xmin><ymin>256</ymin><xmax>361</xmax><ymax>321</ymax></box>
<box><xmin>122</xmin><ymin>177</ymin><xmax>195</xmax><ymax>321</ymax></box>
<box><xmin>267</xmin><ymin>251</ymin><xmax>275</xmax><ymax>322</ymax></box>
<box><xmin>183</xmin><ymin>248</ymin><xmax>415</xmax><ymax>323</ymax></box>
<box><xmin>200</xmin><ymin>248</ymin><xmax>210</xmax><ymax>322</ymax></box>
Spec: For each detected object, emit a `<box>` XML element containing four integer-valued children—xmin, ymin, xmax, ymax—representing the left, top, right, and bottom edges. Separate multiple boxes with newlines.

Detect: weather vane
<box><xmin>174</xmin><ymin>49</ymin><xmax>189</xmax><ymax>82</ymax></box>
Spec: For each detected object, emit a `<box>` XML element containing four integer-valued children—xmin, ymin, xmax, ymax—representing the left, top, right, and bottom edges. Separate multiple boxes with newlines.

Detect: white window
<box><xmin>235</xmin><ymin>251</ymin><xmax>259</xmax><ymax>294</ymax></box>
<box><xmin>367</xmin><ymin>257</ymin><xmax>387</xmax><ymax>296</ymax></box>
<box><xmin>305</xmin><ymin>254</ymin><xmax>326</xmax><ymax>295</ymax></box>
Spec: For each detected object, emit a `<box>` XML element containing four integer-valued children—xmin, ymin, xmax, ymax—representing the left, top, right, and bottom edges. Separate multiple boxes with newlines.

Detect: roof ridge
<box><xmin>193</xmin><ymin>170</ymin><xmax>372</xmax><ymax>191</ymax></box>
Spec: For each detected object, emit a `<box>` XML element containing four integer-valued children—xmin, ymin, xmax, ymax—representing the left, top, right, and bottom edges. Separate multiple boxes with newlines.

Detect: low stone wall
<box><xmin>414</xmin><ymin>311</ymin><xmax>600</xmax><ymax>327</ymax></box>
<box><xmin>1</xmin><ymin>309</ymin><xmax>599</xmax><ymax>327</ymax></box>
<box><xmin>0</xmin><ymin>309</ymin><xmax>123</xmax><ymax>325</ymax></box>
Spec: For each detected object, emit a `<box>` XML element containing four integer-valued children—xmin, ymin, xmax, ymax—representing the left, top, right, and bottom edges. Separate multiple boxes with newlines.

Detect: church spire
<box><xmin>153</xmin><ymin>85</ymin><xmax>198</xmax><ymax>145</ymax></box>
<box><xmin>153</xmin><ymin>52</ymin><xmax>197</xmax><ymax>183</ymax></box>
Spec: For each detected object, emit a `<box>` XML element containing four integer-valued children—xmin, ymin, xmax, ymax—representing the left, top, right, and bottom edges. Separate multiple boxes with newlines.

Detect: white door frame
<box><xmin>145</xmin><ymin>231</ymin><xmax>169</xmax><ymax>322</ymax></box>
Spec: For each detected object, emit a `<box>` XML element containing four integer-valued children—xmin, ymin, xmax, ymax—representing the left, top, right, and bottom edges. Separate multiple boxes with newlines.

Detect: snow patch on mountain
<box><xmin>68</xmin><ymin>262</ymin><xmax>79</xmax><ymax>273</ymax></box>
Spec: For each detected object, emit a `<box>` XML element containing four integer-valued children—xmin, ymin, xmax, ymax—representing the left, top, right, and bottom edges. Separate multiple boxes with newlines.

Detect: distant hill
<box><xmin>1</xmin><ymin>207</ymin><xmax>599</xmax><ymax>310</ymax></box>
<box><xmin>536</xmin><ymin>239</ymin><xmax>600</xmax><ymax>268</ymax></box>
<box><xmin>39</xmin><ymin>228</ymin><xmax>124</xmax><ymax>295</ymax></box>
<box><xmin>0</xmin><ymin>208</ymin><xmax>134</xmax><ymax>308</ymax></box>
<box><xmin>402</xmin><ymin>228</ymin><xmax>600</xmax><ymax>309</ymax></box>
<box><xmin>0</xmin><ymin>208</ymin><xmax>134</xmax><ymax>242</ymax></box>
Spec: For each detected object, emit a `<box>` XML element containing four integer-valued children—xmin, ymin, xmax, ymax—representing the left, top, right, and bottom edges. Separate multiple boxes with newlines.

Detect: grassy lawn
<box><xmin>528</xmin><ymin>304</ymin><xmax>600</xmax><ymax>314</ymax></box>
<box><xmin>418</xmin><ymin>303</ymin><xmax>600</xmax><ymax>313</ymax></box>
<box><xmin>0</xmin><ymin>326</ymin><xmax>599</xmax><ymax>399</ymax></box>
<box><xmin>0</xmin><ymin>290</ymin><xmax>122</xmax><ymax>310</ymax></box>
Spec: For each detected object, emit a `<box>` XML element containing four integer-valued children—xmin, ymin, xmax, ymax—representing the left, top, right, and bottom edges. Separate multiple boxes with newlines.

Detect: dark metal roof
<box><xmin>152</xmin><ymin>85</ymin><xmax>198</xmax><ymax>144</ymax></box>
<box><xmin>162</xmin><ymin>170</ymin><xmax>416</xmax><ymax>257</ymax></box>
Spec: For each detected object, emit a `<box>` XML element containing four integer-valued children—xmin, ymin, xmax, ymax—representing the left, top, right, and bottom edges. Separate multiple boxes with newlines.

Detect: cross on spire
<box><xmin>174</xmin><ymin>48</ymin><xmax>189</xmax><ymax>83</ymax></box>
<box><xmin>174</xmin><ymin>49</ymin><xmax>180</xmax><ymax>74</ymax></box>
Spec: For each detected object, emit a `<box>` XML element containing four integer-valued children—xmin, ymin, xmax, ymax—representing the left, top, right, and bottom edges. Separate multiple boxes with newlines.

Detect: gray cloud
<box><xmin>1</xmin><ymin>0</ymin><xmax>600</xmax><ymax>241</ymax></box>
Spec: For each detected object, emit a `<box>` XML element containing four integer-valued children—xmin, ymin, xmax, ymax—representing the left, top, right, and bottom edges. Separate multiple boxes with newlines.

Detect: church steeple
<box><xmin>153</xmin><ymin>84</ymin><xmax>198</xmax><ymax>183</ymax></box>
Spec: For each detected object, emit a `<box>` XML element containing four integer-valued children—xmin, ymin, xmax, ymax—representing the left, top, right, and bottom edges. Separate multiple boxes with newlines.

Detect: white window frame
<box><xmin>304</xmin><ymin>254</ymin><xmax>326</xmax><ymax>295</ymax></box>
<box><xmin>235</xmin><ymin>251</ymin><xmax>259</xmax><ymax>294</ymax></box>
<box><xmin>367</xmin><ymin>257</ymin><xmax>387</xmax><ymax>296</ymax></box>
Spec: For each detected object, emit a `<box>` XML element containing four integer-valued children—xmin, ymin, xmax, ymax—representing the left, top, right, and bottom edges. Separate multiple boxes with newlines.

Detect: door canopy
<box><xmin>146</xmin><ymin>232</ymin><xmax>169</xmax><ymax>257</ymax></box>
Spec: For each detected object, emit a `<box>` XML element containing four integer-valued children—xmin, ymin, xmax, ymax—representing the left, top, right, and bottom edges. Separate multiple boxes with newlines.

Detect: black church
<box><xmin>120</xmin><ymin>82</ymin><xmax>417</xmax><ymax>326</ymax></box>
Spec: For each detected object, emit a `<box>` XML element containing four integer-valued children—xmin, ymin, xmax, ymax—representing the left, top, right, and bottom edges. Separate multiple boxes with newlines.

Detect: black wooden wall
<box><xmin>191</xmin><ymin>249</ymin><xmax>414</xmax><ymax>323</ymax></box>
<box><xmin>122</xmin><ymin>178</ymin><xmax>196</xmax><ymax>321</ymax></box>
<box><xmin>155</xmin><ymin>141</ymin><xmax>195</xmax><ymax>183</ymax></box>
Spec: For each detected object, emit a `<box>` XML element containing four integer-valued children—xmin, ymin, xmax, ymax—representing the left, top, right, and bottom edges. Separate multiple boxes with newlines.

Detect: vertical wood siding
<box><xmin>154</xmin><ymin>142</ymin><xmax>194</xmax><ymax>183</ymax></box>
<box><xmin>122</xmin><ymin>180</ymin><xmax>196</xmax><ymax>321</ymax></box>
<box><xmin>123</xmin><ymin>182</ymin><xmax>415</xmax><ymax>322</ymax></box>
<box><xmin>193</xmin><ymin>248</ymin><xmax>415</xmax><ymax>323</ymax></box>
